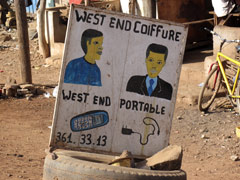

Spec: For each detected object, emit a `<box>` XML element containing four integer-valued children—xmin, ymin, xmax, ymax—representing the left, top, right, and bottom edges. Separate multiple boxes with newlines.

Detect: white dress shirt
<box><xmin>212</xmin><ymin>0</ymin><xmax>235</xmax><ymax>17</ymax></box>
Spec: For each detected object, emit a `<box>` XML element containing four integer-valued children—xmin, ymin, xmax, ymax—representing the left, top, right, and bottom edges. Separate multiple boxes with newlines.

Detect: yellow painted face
<box><xmin>146</xmin><ymin>51</ymin><xmax>166</xmax><ymax>78</ymax></box>
<box><xmin>86</xmin><ymin>36</ymin><xmax>104</xmax><ymax>60</ymax></box>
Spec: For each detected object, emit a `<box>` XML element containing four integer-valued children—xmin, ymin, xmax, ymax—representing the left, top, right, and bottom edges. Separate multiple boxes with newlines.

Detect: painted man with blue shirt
<box><xmin>126</xmin><ymin>43</ymin><xmax>173</xmax><ymax>100</ymax></box>
<box><xmin>64</xmin><ymin>29</ymin><xmax>103</xmax><ymax>86</ymax></box>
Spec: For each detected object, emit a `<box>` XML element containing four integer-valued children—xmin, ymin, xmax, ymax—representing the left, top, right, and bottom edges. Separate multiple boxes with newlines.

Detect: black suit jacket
<box><xmin>126</xmin><ymin>75</ymin><xmax>173</xmax><ymax>100</ymax></box>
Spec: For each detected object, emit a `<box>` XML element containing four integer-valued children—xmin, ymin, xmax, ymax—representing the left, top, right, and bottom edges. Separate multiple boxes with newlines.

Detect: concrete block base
<box><xmin>50</xmin><ymin>42</ymin><xmax>64</xmax><ymax>57</ymax></box>
<box><xmin>45</xmin><ymin>55</ymin><xmax>62</xmax><ymax>67</ymax></box>
<box><xmin>213</xmin><ymin>25</ymin><xmax>240</xmax><ymax>57</ymax></box>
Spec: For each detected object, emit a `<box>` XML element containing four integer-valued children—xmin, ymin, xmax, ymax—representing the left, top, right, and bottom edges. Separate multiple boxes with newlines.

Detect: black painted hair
<box><xmin>81</xmin><ymin>29</ymin><xmax>103</xmax><ymax>53</ymax></box>
<box><xmin>146</xmin><ymin>43</ymin><xmax>168</xmax><ymax>61</ymax></box>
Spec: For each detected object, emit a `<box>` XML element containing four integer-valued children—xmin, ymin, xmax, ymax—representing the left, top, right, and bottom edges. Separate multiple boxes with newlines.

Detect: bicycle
<box><xmin>198</xmin><ymin>27</ymin><xmax>240</xmax><ymax>113</ymax></box>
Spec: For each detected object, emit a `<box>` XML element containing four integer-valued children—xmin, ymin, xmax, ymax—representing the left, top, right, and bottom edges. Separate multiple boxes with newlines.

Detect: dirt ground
<box><xmin>0</xmin><ymin>24</ymin><xmax>240</xmax><ymax>180</ymax></box>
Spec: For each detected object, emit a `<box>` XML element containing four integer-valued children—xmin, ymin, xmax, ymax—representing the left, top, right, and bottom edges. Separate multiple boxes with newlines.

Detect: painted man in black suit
<box><xmin>126</xmin><ymin>43</ymin><xmax>173</xmax><ymax>100</ymax></box>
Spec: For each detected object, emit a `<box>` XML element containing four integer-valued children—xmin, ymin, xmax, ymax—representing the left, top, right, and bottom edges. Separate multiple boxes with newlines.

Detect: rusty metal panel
<box><xmin>157</xmin><ymin>0</ymin><xmax>212</xmax><ymax>43</ymax></box>
<box><xmin>157</xmin><ymin>0</ymin><xmax>210</xmax><ymax>23</ymax></box>
<box><xmin>49</xmin><ymin>4</ymin><xmax>188</xmax><ymax>157</ymax></box>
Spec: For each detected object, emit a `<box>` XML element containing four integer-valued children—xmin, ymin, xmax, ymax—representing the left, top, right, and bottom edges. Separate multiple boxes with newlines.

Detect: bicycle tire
<box><xmin>198</xmin><ymin>65</ymin><xmax>222</xmax><ymax>112</ymax></box>
<box><xmin>236</xmin><ymin>82</ymin><xmax>240</xmax><ymax>114</ymax></box>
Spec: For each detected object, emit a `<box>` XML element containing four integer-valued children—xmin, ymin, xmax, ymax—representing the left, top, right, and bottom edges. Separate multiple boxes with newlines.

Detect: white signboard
<box><xmin>50</xmin><ymin>5</ymin><xmax>188</xmax><ymax>157</ymax></box>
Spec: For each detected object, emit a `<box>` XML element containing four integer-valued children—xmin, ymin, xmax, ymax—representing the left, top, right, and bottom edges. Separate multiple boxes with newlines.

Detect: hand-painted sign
<box><xmin>50</xmin><ymin>5</ymin><xmax>188</xmax><ymax>157</ymax></box>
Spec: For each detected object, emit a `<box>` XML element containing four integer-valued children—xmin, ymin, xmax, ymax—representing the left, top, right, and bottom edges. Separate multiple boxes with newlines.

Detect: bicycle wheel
<box><xmin>236</xmin><ymin>82</ymin><xmax>240</xmax><ymax>113</ymax></box>
<box><xmin>198</xmin><ymin>65</ymin><xmax>222</xmax><ymax>112</ymax></box>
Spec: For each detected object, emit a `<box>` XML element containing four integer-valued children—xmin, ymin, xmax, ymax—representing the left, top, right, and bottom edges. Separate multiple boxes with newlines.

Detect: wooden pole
<box><xmin>85</xmin><ymin>0</ymin><xmax>90</xmax><ymax>6</ymax></box>
<box><xmin>130</xmin><ymin>0</ymin><xmax>136</xmax><ymax>15</ymax></box>
<box><xmin>155</xmin><ymin>0</ymin><xmax>159</xmax><ymax>19</ymax></box>
<box><xmin>14</xmin><ymin>0</ymin><xmax>32</xmax><ymax>84</ymax></box>
<box><xmin>37</xmin><ymin>0</ymin><xmax>50</xmax><ymax>59</ymax></box>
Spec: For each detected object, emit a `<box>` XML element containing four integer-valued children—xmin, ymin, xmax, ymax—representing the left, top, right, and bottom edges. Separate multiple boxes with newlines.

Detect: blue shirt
<box><xmin>146</xmin><ymin>76</ymin><xmax>157</xmax><ymax>91</ymax></box>
<box><xmin>64</xmin><ymin>57</ymin><xmax>102</xmax><ymax>86</ymax></box>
